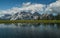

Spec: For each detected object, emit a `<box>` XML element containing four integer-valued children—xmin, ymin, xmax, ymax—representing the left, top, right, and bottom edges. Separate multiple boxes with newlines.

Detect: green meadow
<box><xmin>0</xmin><ymin>20</ymin><xmax>60</xmax><ymax>23</ymax></box>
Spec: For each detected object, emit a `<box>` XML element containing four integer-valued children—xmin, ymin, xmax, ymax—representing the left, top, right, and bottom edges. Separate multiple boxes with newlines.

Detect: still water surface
<box><xmin>0</xmin><ymin>23</ymin><xmax>60</xmax><ymax>38</ymax></box>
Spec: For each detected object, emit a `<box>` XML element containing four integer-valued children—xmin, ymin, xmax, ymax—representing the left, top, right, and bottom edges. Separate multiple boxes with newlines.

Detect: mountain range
<box><xmin>0</xmin><ymin>11</ymin><xmax>60</xmax><ymax>20</ymax></box>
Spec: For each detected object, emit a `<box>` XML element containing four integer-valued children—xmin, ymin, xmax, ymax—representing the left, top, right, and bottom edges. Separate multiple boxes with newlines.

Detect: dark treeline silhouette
<box><xmin>37</xmin><ymin>14</ymin><xmax>60</xmax><ymax>20</ymax></box>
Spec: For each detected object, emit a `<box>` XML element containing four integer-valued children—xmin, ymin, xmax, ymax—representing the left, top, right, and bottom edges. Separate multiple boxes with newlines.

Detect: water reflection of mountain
<box><xmin>3</xmin><ymin>23</ymin><xmax>60</xmax><ymax>28</ymax></box>
<box><xmin>0</xmin><ymin>23</ymin><xmax>60</xmax><ymax>38</ymax></box>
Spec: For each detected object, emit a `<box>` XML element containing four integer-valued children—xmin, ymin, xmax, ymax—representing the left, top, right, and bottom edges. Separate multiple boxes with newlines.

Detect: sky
<box><xmin>0</xmin><ymin>0</ymin><xmax>60</xmax><ymax>17</ymax></box>
<box><xmin>0</xmin><ymin>0</ymin><xmax>56</xmax><ymax>10</ymax></box>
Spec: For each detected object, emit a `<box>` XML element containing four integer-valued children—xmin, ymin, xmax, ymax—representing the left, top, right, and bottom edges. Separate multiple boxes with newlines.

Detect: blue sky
<box><xmin>0</xmin><ymin>0</ymin><xmax>56</xmax><ymax>10</ymax></box>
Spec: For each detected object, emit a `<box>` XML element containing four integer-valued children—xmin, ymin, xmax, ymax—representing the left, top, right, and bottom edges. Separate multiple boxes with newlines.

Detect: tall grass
<box><xmin>0</xmin><ymin>20</ymin><xmax>60</xmax><ymax>23</ymax></box>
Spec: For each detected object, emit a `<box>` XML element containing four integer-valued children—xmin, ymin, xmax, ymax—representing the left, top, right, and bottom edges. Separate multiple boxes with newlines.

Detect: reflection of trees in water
<box><xmin>3</xmin><ymin>23</ymin><xmax>41</xmax><ymax>27</ymax></box>
<box><xmin>56</xmin><ymin>23</ymin><xmax>60</xmax><ymax>28</ymax></box>
<box><xmin>14</xmin><ymin>23</ymin><xmax>40</xmax><ymax>27</ymax></box>
<box><xmin>4</xmin><ymin>23</ymin><xmax>12</xmax><ymax>25</ymax></box>
<box><xmin>3</xmin><ymin>23</ymin><xmax>60</xmax><ymax>28</ymax></box>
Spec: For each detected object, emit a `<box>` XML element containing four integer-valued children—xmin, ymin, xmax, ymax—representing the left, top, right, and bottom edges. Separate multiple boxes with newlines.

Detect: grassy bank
<box><xmin>0</xmin><ymin>20</ymin><xmax>60</xmax><ymax>23</ymax></box>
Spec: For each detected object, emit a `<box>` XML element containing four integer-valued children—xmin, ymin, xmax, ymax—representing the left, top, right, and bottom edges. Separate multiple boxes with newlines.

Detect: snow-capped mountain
<box><xmin>0</xmin><ymin>14</ymin><xmax>11</xmax><ymax>20</ymax></box>
<box><xmin>10</xmin><ymin>11</ymin><xmax>32</xmax><ymax>20</ymax></box>
<box><xmin>0</xmin><ymin>2</ymin><xmax>60</xmax><ymax>20</ymax></box>
<box><xmin>0</xmin><ymin>11</ymin><xmax>60</xmax><ymax>20</ymax></box>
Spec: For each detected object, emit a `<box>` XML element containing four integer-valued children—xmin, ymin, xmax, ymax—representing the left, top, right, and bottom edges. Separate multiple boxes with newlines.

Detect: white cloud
<box><xmin>23</xmin><ymin>2</ymin><xmax>31</xmax><ymax>6</ymax></box>
<box><xmin>49</xmin><ymin>1</ymin><xmax>60</xmax><ymax>12</ymax></box>
<box><xmin>58</xmin><ymin>0</ymin><xmax>60</xmax><ymax>1</ymax></box>
<box><xmin>45</xmin><ymin>0</ymin><xmax>60</xmax><ymax>15</ymax></box>
<box><xmin>0</xmin><ymin>2</ymin><xmax>45</xmax><ymax>16</ymax></box>
<box><xmin>21</xmin><ymin>3</ymin><xmax>46</xmax><ymax>14</ymax></box>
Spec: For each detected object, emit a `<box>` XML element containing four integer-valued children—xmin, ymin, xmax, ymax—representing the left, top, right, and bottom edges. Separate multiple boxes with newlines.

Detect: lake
<box><xmin>0</xmin><ymin>23</ymin><xmax>60</xmax><ymax>38</ymax></box>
